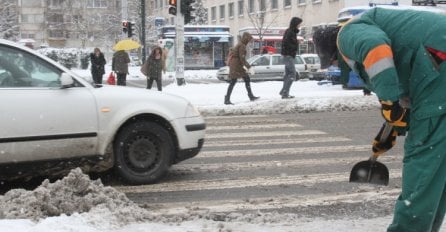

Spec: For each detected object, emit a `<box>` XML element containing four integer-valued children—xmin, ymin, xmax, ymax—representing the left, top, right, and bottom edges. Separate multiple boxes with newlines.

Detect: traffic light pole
<box><xmin>175</xmin><ymin>0</ymin><xmax>186</xmax><ymax>86</ymax></box>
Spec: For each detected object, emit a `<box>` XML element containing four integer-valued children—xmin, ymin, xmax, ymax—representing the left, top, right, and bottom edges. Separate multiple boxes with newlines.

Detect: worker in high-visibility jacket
<box><xmin>313</xmin><ymin>7</ymin><xmax>446</xmax><ymax>232</ymax></box>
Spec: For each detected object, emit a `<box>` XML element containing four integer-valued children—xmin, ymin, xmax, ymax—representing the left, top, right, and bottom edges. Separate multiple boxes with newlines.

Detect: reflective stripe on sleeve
<box><xmin>366</xmin><ymin>57</ymin><xmax>395</xmax><ymax>78</ymax></box>
<box><xmin>364</xmin><ymin>44</ymin><xmax>395</xmax><ymax>78</ymax></box>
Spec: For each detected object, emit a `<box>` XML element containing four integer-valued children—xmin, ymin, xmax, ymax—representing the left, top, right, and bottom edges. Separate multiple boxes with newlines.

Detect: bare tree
<box><xmin>244</xmin><ymin>0</ymin><xmax>280</xmax><ymax>46</ymax></box>
<box><xmin>0</xmin><ymin>0</ymin><xmax>19</xmax><ymax>40</ymax></box>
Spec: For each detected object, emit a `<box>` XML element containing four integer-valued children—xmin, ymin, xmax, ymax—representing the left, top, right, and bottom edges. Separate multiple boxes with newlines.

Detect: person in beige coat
<box><xmin>224</xmin><ymin>32</ymin><xmax>259</xmax><ymax>105</ymax></box>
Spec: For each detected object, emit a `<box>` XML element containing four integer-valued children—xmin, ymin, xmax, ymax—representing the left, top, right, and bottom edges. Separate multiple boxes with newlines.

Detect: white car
<box><xmin>299</xmin><ymin>53</ymin><xmax>327</xmax><ymax>80</ymax></box>
<box><xmin>216</xmin><ymin>54</ymin><xmax>308</xmax><ymax>81</ymax></box>
<box><xmin>0</xmin><ymin>39</ymin><xmax>206</xmax><ymax>185</ymax></box>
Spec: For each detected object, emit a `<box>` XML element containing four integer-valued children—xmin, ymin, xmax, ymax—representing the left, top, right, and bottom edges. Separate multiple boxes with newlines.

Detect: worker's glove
<box><xmin>372</xmin><ymin>123</ymin><xmax>398</xmax><ymax>156</ymax></box>
<box><xmin>380</xmin><ymin>100</ymin><xmax>408</xmax><ymax>127</ymax></box>
<box><xmin>248</xmin><ymin>67</ymin><xmax>255</xmax><ymax>75</ymax></box>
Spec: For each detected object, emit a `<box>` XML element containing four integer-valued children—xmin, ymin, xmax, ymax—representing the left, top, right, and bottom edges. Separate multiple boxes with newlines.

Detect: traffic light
<box><xmin>122</xmin><ymin>21</ymin><xmax>129</xmax><ymax>34</ymax></box>
<box><xmin>181</xmin><ymin>0</ymin><xmax>195</xmax><ymax>24</ymax></box>
<box><xmin>127</xmin><ymin>21</ymin><xmax>135</xmax><ymax>38</ymax></box>
<box><xmin>168</xmin><ymin>0</ymin><xmax>177</xmax><ymax>15</ymax></box>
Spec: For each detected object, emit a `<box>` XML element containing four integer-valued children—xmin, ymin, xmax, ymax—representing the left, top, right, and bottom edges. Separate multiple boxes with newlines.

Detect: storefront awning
<box><xmin>252</xmin><ymin>35</ymin><xmax>305</xmax><ymax>41</ymax></box>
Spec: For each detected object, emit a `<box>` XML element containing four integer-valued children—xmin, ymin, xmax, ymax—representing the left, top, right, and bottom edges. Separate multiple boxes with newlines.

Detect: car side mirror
<box><xmin>60</xmin><ymin>73</ymin><xmax>74</xmax><ymax>88</ymax></box>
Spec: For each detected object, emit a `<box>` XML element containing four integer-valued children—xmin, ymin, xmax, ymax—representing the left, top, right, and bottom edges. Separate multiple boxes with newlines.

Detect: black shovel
<box><xmin>349</xmin><ymin>122</ymin><xmax>391</xmax><ymax>186</ymax></box>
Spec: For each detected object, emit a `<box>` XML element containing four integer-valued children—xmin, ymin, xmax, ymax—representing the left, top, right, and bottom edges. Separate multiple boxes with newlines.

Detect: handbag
<box><xmin>107</xmin><ymin>72</ymin><xmax>116</xmax><ymax>85</ymax></box>
<box><xmin>140</xmin><ymin>61</ymin><xmax>149</xmax><ymax>76</ymax></box>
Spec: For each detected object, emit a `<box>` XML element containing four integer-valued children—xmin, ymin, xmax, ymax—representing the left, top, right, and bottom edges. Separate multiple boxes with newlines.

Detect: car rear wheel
<box><xmin>114</xmin><ymin>121</ymin><xmax>173</xmax><ymax>184</ymax></box>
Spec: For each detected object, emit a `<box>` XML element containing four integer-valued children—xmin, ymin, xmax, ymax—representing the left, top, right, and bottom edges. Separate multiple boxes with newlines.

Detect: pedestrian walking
<box><xmin>279</xmin><ymin>17</ymin><xmax>302</xmax><ymax>99</ymax></box>
<box><xmin>90</xmin><ymin>48</ymin><xmax>106</xmax><ymax>85</ymax></box>
<box><xmin>112</xmin><ymin>50</ymin><xmax>130</xmax><ymax>86</ymax></box>
<box><xmin>143</xmin><ymin>46</ymin><xmax>166</xmax><ymax>91</ymax></box>
<box><xmin>224</xmin><ymin>32</ymin><xmax>259</xmax><ymax>105</ymax></box>
<box><xmin>313</xmin><ymin>8</ymin><xmax>446</xmax><ymax>232</ymax></box>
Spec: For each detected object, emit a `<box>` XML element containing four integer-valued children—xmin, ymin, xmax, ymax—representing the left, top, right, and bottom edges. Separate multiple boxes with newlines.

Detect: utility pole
<box><xmin>175</xmin><ymin>0</ymin><xmax>186</xmax><ymax>85</ymax></box>
<box><xmin>141</xmin><ymin>0</ymin><xmax>146</xmax><ymax>62</ymax></box>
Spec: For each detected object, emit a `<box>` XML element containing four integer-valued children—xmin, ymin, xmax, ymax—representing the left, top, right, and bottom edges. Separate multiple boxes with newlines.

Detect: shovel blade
<box><xmin>349</xmin><ymin>160</ymin><xmax>389</xmax><ymax>186</ymax></box>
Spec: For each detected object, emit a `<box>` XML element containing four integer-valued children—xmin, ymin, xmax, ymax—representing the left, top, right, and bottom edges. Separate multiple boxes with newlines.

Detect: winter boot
<box><xmin>225</xmin><ymin>81</ymin><xmax>235</xmax><ymax>105</ymax></box>
<box><xmin>244</xmin><ymin>77</ymin><xmax>259</xmax><ymax>101</ymax></box>
<box><xmin>224</xmin><ymin>95</ymin><xmax>233</xmax><ymax>105</ymax></box>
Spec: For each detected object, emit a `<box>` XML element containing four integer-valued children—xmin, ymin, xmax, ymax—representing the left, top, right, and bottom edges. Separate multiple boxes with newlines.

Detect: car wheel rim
<box><xmin>125</xmin><ymin>135</ymin><xmax>160</xmax><ymax>172</ymax></box>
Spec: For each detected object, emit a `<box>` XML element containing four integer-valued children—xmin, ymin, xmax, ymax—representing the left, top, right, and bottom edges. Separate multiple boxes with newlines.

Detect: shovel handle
<box><xmin>371</xmin><ymin>122</ymin><xmax>394</xmax><ymax>160</ymax></box>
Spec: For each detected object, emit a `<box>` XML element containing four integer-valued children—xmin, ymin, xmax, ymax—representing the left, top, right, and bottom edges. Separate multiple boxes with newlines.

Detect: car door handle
<box><xmin>266</xmin><ymin>67</ymin><xmax>270</xmax><ymax>69</ymax></box>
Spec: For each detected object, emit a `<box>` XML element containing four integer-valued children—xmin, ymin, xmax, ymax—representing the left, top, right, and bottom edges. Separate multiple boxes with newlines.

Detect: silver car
<box><xmin>217</xmin><ymin>54</ymin><xmax>308</xmax><ymax>81</ymax></box>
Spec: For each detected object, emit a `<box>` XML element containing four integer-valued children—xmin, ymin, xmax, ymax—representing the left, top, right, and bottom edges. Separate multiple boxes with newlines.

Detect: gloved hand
<box><xmin>372</xmin><ymin>123</ymin><xmax>398</xmax><ymax>157</ymax></box>
<box><xmin>248</xmin><ymin>67</ymin><xmax>255</xmax><ymax>75</ymax></box>
<box><xmin>380</xmin><ymin>100</ymin><xmax>408</xmax><ymax>127</ymax></box>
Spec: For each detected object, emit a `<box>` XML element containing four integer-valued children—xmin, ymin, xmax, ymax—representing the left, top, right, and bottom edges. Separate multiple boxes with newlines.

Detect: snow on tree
<box><xmin>0</xmin><ymin>0</ymin><xmax>19</xmax><ymax>40</ymax></box>
<box><xmin>189</xmin><ymin>0</ymin><xmax>208</xmax><ymax>25</ymax></box>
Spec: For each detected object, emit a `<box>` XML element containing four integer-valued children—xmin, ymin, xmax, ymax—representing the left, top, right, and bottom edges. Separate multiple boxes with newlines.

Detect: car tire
<box><xmin>114</xmin><ymin>121</ymin><xmax>173</xmax><ymax>184</ymax></box>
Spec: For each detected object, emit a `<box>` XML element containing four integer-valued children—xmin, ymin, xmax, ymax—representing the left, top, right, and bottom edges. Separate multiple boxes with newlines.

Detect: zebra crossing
<box><xmin>120</xmin><ymin>114</ymin><xmax>403</xmax><ymax>218</ymax></box>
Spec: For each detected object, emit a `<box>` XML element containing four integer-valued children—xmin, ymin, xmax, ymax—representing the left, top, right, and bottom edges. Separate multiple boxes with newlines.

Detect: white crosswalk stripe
<box><xmin>124</xmin><ymin>115</ymin><xmax>402</xmax><ymax>217</ymax></box>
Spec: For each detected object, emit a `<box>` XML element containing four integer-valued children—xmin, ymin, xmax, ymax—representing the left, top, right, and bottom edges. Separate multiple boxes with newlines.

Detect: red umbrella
<box><xmin>261</xmin><ymin>46</ymin><xmax>277</xmax><ymax>54</ymax></box>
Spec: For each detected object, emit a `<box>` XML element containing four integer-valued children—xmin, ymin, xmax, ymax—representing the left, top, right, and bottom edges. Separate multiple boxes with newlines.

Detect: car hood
<box><xmin>90</xmin><ymin>85</ymin><xmax>198</xmax><ymax>119</ymax></box>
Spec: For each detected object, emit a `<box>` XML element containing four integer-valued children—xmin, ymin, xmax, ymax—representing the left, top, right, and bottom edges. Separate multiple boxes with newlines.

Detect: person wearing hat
<box><xmin>279</xmin><ymin>16</ymin><xmax>302</xmax><ymax>99</ymax></box>
<box><xmin>313</xmin><ymin>8</ymin><xmax>446</xmax><ymax>232</ymax></box>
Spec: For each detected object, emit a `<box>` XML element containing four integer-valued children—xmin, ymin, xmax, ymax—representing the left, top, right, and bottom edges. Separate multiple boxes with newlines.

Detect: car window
<box><xmin>272</xmin><ymin>56</ymin><xmax>284</xmax><ymax>65</ymax></box>
<box><xmin>0</xmin><ymin>45</ymin><xmax>64</xmax><ymax>88</ymax></box>
<box><xmin>253</xmin><ymin>56</ymin><xmax>270</xmax><ymax>66</ymax></box>
<box><xmin>303</xmin><ymin>56</ymin><xmax>320</xmax><ymax>64</ymax></box>
<box><xmin>294</xmin><ymin>56</ymin><xmax>304</xmax><ymax>64</ymax></box>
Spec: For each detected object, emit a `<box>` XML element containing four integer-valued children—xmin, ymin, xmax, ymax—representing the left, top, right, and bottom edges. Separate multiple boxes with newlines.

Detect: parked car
<box><xmin>216</xmin><ymin>54</ymin><xmax>308</xmax><ymax>81</ymax></box>
<box><xmin>299</xmin><ymin>53</ymin><xmax>327</xmax><ymax>80</ymax></box>
<box><xmin>300</xmin><ymin>54</ymin><xmax>321</xmax><ymax>72</ymax></box>
<box><xmin>0</xmin><ymin>39</ymin><xmax>206</xmax><ymax>184</ymax></box>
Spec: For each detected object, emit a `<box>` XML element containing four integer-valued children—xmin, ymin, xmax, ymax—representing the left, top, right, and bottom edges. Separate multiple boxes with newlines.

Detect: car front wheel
<box><xmin>114</xmin><ymin>121</ymin><xmax>173</xmax><ymax>184</ymax></box>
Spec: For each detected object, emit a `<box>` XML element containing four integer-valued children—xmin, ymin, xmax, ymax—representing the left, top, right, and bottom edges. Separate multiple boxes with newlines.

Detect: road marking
<box><xmin>205</xmin><ymin>130</ymin><xmax>326</xmax><ymax>139</ymax></box>
<box><xmin>142</xmin><ymin>189</ymin><xmax>401</xmax><ymax>216</ymax></box>
<box><xmin>173</xmin><ymin>155</ymin><xmax>400</xmax><ymax>173</ymax></box>
<box><xmin>203</xmin><ymin>136</ymin><xmax>351</xmax><ymax>147</ymax></box>
<box><xmin>206</xmin><ymin>123</ymin><xmax>303</xmax><ymax>130</ymax></box>
<box><xmin>118</xmin><ymin>170</ymin><xmax>401</xmax><ymax>193</ymax></box>
<box><xmin>198</xmin><ymin>145</ymin><xmax>371</xmax><ymax>158</ymax></box>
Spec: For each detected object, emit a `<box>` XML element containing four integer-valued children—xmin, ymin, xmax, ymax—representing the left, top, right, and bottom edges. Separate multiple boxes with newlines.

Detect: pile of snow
<box><xmin>0</xmin><ymin>168</ymin><xmax>151</xmax><ymax>225</ymax></box>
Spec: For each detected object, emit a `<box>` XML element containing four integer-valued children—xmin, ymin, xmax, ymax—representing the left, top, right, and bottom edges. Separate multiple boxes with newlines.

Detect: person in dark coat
<box><xmin>112</xmin><ymin>50</ymin><xmax>130</xmax><ymax>86</ymax></box>
<box><xmin>225</xmin><ymin>32</ymin><xmax>259</xmax><ymax>105</ymax></box>
<box><xmin>90</xmin><ymin>48</ymin><xmax>106</xmax><ymax>85</ymax></box>
<box><xmin>280</xmin><ymin>17</ymin><xmax>302</xmax><ymax>99</ymax></box>
<box><xmin>143</xmin><ymin>46</ymin><xmax>166</xmax><ymax>91</ymax></box>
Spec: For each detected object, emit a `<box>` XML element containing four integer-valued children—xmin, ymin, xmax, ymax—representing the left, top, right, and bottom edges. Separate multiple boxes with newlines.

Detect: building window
<box><xmin>259</xmin><ymin>0</ymin><xmax>266</xmax><ymax>11</ymax></box>
<box><xmin>87</xmin><ymin>0</ymin><xmax>108</xmax><ymax>8</ymax></box>
<box><xmin>238</xmin><ymin>0</ymin><xmax>244</xmax><ymax>16</ymax></box>
<box><xmin>248</xmin><ymin>0</ymin><xmax>255</xmax><ymax>13</ymax></box>
<box><xmin>284</xmin><ymin>0</ymin><xmax>291</xmax><ymax>8</ymax></box>
<box><xmin>298</xmin><ymin>0</ymin><xmax>306</xmax><ymax>4</ymax></box>
<box><xmin>49</xmin><ymin>0</ymin><xmax>64</xmax><ymax>8</ymax></box>
<box><xmin>311</xmin><ymin>0</ymin><xmax>321</xmax><ymax>4</ymax></box>
<box><xmin>211</xmin><ymin>7</ymin><xmax>216</xmax><ymax>21</ymax></box>
<box><xmin>48</xmin><ymin>14</ymin><xmax>64</xmax><ymax>23</ymax></box>
<box><xmin>219</xmin><ymin>5</ymin><xmax>225</xmax><ymax>20</ymax></box>
<box><xmin>21</xmin><ymin>14</ymin><xmax>44</xmax><ymax>23</ymax></box>
<box><xmin>271</xmin><ymin>0</ymin><xmax>278</xmax><ymax>9</ymax></box>
<box><xmin>229</xmin><ymin>3</ymin><xmax>234</xmax><ymax>18</ymax></box>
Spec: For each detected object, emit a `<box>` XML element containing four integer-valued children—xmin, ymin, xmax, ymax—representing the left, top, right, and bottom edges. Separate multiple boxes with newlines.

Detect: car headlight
<box><xmin>185</xmin><ymin>103</ymin><xmax>201</xmax><ymax>117</ymax></box>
